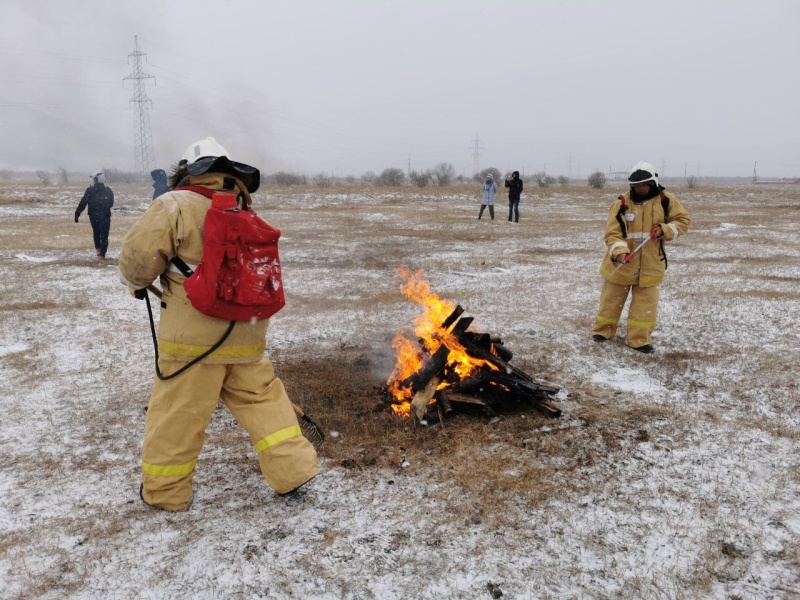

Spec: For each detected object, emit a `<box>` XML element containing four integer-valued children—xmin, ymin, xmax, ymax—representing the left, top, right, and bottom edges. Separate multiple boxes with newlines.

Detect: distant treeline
<box><xmin>0</xmin><ymin>167</ymin><xmax>784</xmax><ymax>189</ymax></box>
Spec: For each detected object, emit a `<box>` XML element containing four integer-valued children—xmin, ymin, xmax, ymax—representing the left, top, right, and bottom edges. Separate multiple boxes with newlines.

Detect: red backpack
<box><xmin>172</xmin><ymin>188</ymin><xmax>285</xmax><ymax>321</ymax></box>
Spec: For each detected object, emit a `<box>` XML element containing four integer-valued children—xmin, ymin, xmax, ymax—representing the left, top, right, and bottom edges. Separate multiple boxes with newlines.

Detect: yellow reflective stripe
<box><xmin>601</xmin><ymin>267</ymin><xmax>663</xmax><ymax>287</ymax></box>
<box><xmin>638</xmin><ymin>276</ymin><xmax>662</xmax><ymax>286</ymax></box>
<box><xmin>628</xmin><ymin>318</ymin><xmax>655</xmax><ymax>329</ymax></box>
<box><xmin>600</xmin><ymin>266</ymin><xmax>629</xmax><ymax>280</ymax></box>
<box><xmin>142</xmin><ymin>459</ymin><xmax>197</xmax><ymax>477</ymax></box>
<box><xmin>158</xmin><ymin>339</ymin><xmax>265</xmax><ymax>359</ymax></box>
<box><xmin>595</xmin><ymin>316</ymin><xmax>619</xmax><ymax>325</ymax></box>
<box><xmin>254</xmin><ymin>425</ymin><xmax>303</xmax><ymax>454</ymax></box>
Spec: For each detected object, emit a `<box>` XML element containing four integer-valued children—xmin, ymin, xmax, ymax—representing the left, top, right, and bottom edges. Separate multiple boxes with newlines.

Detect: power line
<box><xmin>0</xmin><ymin>101</ymin><xmax>127</xmax><ymax>110</ymax></box>
<box><xmin>0</xmin><ymin>75</ymin><xmax>121</xmax><ymax>88</ymax></box>
<box><xmin>0</xmin><ymin>44</ymin><xmax>125</xmax><ymax>64</ymax></box>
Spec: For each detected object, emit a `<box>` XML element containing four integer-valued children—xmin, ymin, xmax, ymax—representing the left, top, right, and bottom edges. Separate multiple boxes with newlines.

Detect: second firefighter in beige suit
<box><xmin>592</xmin><ymin>162</ymin><xmax>691</xmax><ymax>353</ymax></box>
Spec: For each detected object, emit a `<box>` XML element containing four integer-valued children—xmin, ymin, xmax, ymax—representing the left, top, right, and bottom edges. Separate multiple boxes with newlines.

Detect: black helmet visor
<box><xmin>186</xmin><ymin>155</ymin><xmax>261</xmax><ymax>193</ymax></box>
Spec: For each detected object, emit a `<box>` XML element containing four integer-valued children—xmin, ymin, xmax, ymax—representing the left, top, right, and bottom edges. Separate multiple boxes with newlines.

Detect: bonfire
<box><xmin>384</xmin><ymin>269</ymin><xmax>561</xmax><ymax>423</ymax></box>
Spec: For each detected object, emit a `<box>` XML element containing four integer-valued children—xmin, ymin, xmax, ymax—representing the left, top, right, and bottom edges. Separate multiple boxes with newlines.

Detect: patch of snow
<box><xmin>591</xmin><ymin>367</ymin><xmax>666</xmax><ymax>393</ymax></box>
<box><xmin>15</xmin><ymin>253</ymin><xmax>58</xmax><ymax>263</ymax></box>
<box><xmin>0</xmin><ymin>343</ymin><xmax>28</xmax><ymax>357</ymax></box>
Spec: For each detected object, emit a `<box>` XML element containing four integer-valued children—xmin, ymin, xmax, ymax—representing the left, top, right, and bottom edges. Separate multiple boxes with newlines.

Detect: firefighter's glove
<box><xmin>131</xmin><ymin>288</ymin><xmax>148</xmax><ymax>300</ymax></box>
<box><xmin>615</xmin><ymin>253</ymin><xmax>632</xmax><ymax>264</ymax></box>
<box><xmin>74</xmin><ymin>216</ymin><xmax>79</xmax><ymax>223</ymax></box>
<box><xmin>650</xmin><ymin>225</ymin><xmax>663</xmax><ymax>239</ymax></box>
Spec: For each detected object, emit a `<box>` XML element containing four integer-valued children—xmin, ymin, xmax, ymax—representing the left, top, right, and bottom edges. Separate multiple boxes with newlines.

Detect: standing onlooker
<box><xmin>591</xmin><ymin>161</ymin><xmax>691</xmax><ymax>353</ymax></box>
<box><xmin>478</xmin><ymin>174</ymin><xmax>497</xmax><ymax>220</ymax></box>
<box><xmin>150</xmin><ymin>169</ymin><xmax>169</xmax><ymax>199</ymax></box>
<box><xmin>75</xmin><ymin>172</ymin><xmax>114</xmax><ymax>261</ymax></box>
<box><xmin>505</xmin><ymin>171</ymin><xmax>523</xmax><ymax>222</ymax></box>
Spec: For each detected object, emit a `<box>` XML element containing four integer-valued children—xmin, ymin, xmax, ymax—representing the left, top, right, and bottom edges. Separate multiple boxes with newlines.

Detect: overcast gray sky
<box><xmin>2</xmin><ymin>0</ymin><xmax>798</xmax><ymax>178</ymax></box>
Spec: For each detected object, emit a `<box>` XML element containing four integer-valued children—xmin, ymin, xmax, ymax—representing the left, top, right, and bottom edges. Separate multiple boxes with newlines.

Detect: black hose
<box><xmin>144</xmin><ymin>291</ymin><xmax>235</xmax><ymax>380</ymax></box>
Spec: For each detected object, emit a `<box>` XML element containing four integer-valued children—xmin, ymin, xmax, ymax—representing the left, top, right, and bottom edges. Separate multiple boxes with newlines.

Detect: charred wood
<box><xmin>492</xmin><ymin>342</ymin><xmax>513</xmax><ymax>362</ymax></box>
<box><xmin>441</xmin><ymin>305</ymin><xmax>464</xmax><ymax>331</ymax></box>
<box><xmin>438</xmin><ymin>390</ymin><xmax>487</xmax><ymax>407</ymax></box>
<box><xmin>454</xmin><ymin>332</ymin><xmax>535</xmax><ymax>384</ymax></box>
<box><xmin>400</xmin><ymin>344</ymin><xmax>449</xmax><ymax>392</ymax></box>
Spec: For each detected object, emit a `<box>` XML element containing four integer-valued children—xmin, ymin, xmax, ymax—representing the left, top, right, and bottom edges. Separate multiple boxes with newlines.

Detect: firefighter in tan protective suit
<box><xmin>119</xmin><ymin>137</ymin><xmax>319</xmax><ymax>511</ymax></box>
<box><xmin>591</xmin><ymin>162</ymin><xmax>690</xmax><ymax>353</ymax></box>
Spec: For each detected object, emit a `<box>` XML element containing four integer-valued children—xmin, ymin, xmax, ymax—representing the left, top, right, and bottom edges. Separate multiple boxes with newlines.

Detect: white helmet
<box><xmin>91</xmin><ymin>172</ymin><xmax>107</xmax><ymax>185</ymax></box>
<box><xmin>181</xmin><ymin>137</ymin><xmax>230</xmax><ymax>165</ymax></box>
<box><xmin>628</xmin><ymin>161</ymin><xmax>658</xmax><ymax>187</ymax></box>
<box><xmin>178</xmin><ymin>136</ymin><xmax>261</xmax><ymax>193</ymax></box>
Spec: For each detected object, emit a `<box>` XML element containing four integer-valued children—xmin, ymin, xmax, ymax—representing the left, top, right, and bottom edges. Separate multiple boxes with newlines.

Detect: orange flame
<box><xmin>386</xmin><ymin>268</ymin><xmax>497</xmax><ymax>417</ymax></box>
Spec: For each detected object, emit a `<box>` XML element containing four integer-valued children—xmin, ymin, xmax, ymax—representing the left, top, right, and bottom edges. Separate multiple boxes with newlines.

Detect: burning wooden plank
<box><xmin>410</xmin><ymin>374</ymin><xmax>442</xmax><ymax>421</ymax></box>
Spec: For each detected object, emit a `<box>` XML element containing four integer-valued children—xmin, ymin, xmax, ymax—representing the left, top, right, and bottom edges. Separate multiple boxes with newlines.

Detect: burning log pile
<box><xmin>384</xmin><ymin>270</ymin><xmax>561</xmax><ymax>423</ymax></box>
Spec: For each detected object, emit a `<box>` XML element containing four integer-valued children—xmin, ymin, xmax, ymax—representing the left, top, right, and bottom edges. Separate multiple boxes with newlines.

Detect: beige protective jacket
<box><xmin>598</xmin><ymin>190</ymin><xmax>690</xmax><ymax>288</ymax></box>
<box><xmin>119</xmin><ymin>173</ymin><xmax>270</xmax><ymax>363</ymax></box>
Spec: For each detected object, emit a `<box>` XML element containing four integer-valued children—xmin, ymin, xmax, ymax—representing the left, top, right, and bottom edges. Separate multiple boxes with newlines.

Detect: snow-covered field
<box><xmin>1</xmin><ymin>181</ymin><xmax>798</xmax><ymax>599</ymax></box>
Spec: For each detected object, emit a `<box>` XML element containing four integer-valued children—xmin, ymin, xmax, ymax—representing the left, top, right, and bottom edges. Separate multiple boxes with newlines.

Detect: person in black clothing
<box><xmin>505</xmin><ymin>171</ymin><xmax>523</xmax><ymax>222</ymax></box>
<box><xmin>150</xmin><ymin>168</ymin><xmax>169</xmax><ymax>199</ymax></box>
<box><xmin>75</xmin><ymin>172</ymin><xmax>114</xmax><ymax>260</ymax></box>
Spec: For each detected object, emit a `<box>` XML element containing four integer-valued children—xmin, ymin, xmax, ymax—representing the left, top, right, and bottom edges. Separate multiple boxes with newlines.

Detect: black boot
<box><xmin>631</xmin><ymin>344</ymin><xmax>654</xmax><ymax>354</ymax></box>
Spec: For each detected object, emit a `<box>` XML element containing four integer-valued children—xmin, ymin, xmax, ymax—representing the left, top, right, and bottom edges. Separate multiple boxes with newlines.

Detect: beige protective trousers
<box><xmin>592</xmin><ymin>280</ymin><xmax>659</xmax><ymax>349</ymax></box>
<box><xmin>141</xmin><ymin>357</ymin><xmax>319</xmax><ymax>511</ymax></box>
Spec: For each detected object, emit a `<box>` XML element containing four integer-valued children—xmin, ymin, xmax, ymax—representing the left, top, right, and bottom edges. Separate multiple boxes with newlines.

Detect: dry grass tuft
<box><xmin>0</xmin><ymin>300</ymin><xmax>61</xmax><ymax>311</ymax></box>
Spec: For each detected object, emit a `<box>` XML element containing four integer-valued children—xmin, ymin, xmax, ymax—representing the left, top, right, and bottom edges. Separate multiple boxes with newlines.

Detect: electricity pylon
<box><xmin>123</xmin><ymin>35</ymin><xmax>156</xmax><ymax>179</ymax></box>
<box><xmin>469</xmin><ymin>134</ymin><xmax>483</xmax><ymax>176</ymax></box>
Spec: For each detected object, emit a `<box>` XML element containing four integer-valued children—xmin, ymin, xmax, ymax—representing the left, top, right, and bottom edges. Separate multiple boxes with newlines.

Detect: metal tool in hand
<box><xmin>612</xmin><ymin>233</ymin><xmax>655</xmax><ymax>273</ymax></box>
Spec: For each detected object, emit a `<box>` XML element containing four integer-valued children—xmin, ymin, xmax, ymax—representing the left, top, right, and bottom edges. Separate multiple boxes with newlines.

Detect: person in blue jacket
<box><xmin>150</xmin><ymin>168</ymin><xmax>169</xmax><ymax>199</ymax></box>
<box><xmin>75</xmin><ymin>172</ymin><xmax>114</xmax><ymax>260</ymax></box>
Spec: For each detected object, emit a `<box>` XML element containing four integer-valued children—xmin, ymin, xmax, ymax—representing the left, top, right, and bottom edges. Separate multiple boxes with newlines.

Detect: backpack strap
<box><xmin>615</xmin><ymin>195</ymin><xmax>628</xmax><ymax>238</ymax></box>
<box><xmin>168</xmin><ymin>185</ymin><xmax>219</xmax><ymax>276</ymax></box>
<box><xmin>173</xmin><ymin>185</ymin><xmax>216</xmax><ymax>199</ymax></box>
<box><xmin>658</xmin><ymin>192</ymin><xmax>669</xmax><ymax>270</ymax></box>
<box><xmin>174</xmin><ymin>184</ymin><xmax>249</xmax><ymax>210</ymax></box>
<box><xmin>170</xmin><ymin>256</ymin><xmax>194</xmax><ymax>277</ymax></box>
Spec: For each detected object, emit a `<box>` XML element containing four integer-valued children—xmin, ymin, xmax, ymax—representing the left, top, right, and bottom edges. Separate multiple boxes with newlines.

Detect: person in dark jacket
<box><xmin>150</xmin><ymin>168</ymin><xmax>169</xmax><ymax>199</ymax></box>
<box><xmin>504</xmin><ymin>171</ymin><xmax>523</xmax><ymax>222</ymax></box>
<box><xmin>75</xmin><ymin>172</ymin><xmax>114</xmax><ymax>260</ymax></box>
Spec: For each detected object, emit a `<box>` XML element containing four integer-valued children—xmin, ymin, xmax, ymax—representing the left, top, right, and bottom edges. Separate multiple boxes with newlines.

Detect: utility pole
<box><xmin>469</xmin><ymin>133</ymin><xmax>483</xmax><ymax>176</ymax></box>
<box><xmin>753</xmin><ymin>161</ymin><xmax>757</xmax><ymax>184</ymax></box>
<box><xmin>123</xmin><ymin>35</ymin><xmax>156</xmax><ymax>180</ymax></box>
<box><xmin>407</xmin><ymin>154</ymin><xmax>411</xmax><ymax>177</ymax></box>
<box><xmin>567</xmin><ymin>152</ymin><xmax>573</xmax><ymax>180</ymax></box>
